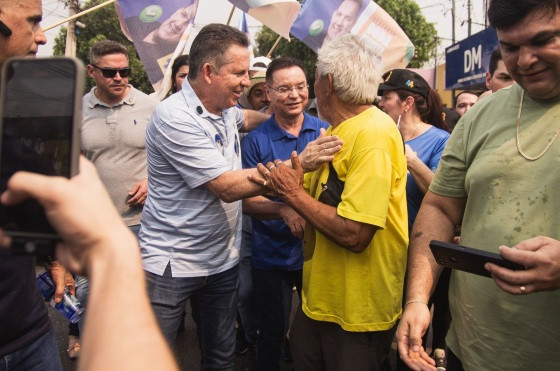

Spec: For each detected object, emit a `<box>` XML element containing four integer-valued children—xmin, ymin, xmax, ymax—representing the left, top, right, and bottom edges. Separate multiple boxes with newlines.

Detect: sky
<box><xmin>40</xmin><ymin>0</ymin><xmax>489</xmax><ymax>66</ymax></box>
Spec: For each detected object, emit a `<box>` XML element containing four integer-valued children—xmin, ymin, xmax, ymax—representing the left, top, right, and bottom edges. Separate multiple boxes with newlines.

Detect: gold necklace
<box><xmin>404</xmin><ymin>122</ymin><xmax>422</xmax><ymax>141</ymax></box>
<box><xmin>515</xmin><ymin>89</ymin><xmax>560</xmax><ymax>161</ymax></box>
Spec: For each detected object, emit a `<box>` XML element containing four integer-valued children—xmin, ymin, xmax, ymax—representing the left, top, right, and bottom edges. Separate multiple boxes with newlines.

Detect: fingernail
<box><xmin>412</xmin><ymin>345</ymin><xmax>419</xmax><ymax>352</ymax></box>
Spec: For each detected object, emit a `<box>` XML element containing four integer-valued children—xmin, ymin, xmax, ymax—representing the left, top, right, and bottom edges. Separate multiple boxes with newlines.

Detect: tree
<box><xmin>53</xmin><ymin>0</ymin><xmax>152</xmax><ymax>94</ymax></box>
<box><xmin>254</xmin><ymin>0</ymin><xmax>438</xmax><ymax>96</ymax></box>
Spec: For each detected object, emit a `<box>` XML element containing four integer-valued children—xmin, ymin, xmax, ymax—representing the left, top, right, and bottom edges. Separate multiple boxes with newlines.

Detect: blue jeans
<box><xmin>146</xmin><ymin>263</ymin><xmax>239</xmax><ymax>371</ymax></box>
<box><xmin>128</xmin><ymin>224</ymin><xmax>141</xmax><ymax>238</ymax></box>
<box><xmin>74</xmin><ymin>224</ymin><xmax>138</xmax><ymax>332</ymax></box>
<box><xmin>0</xmin><ymin>328</ymin><xmax>62</xmax><ymax>371</ymax></box>
<box><xmin>74</xmin><ymin>275</ymin><xmax>89</xmax><ymax>332</ymax></box>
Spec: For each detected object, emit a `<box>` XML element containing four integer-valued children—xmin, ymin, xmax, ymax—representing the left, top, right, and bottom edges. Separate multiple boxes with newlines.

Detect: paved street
<box><xmin>50</xmin><ymin>293</ymin><xmax>289</xmax><ymax>371</ymax></box>
<box><xmin>49</xmin><ymin>289</ymin><xmax>402</xmax><ymax>371</ymax></box>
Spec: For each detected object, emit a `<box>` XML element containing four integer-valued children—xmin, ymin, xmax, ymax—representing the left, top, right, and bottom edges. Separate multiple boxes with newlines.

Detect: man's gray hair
<box><xmin>188</xmin><ymin>23</ymin><xmax>249</xmax><ymax>80</ymax></box>
<box><xmin>316</xmin><ymin>34</ymin><xmax>382</xmax><ymax>105</ymax></box>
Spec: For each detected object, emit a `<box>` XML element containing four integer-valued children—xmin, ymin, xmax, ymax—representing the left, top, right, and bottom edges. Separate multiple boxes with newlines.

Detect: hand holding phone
<box><xmin>429</xmin><ymin>240</ymin><xmax>526</xmax><ymax>278</ymax></box>
<box><xmin>0</xmin><ymin>57</ymin><xmax>83</xmax><ymax>256</ymax></box>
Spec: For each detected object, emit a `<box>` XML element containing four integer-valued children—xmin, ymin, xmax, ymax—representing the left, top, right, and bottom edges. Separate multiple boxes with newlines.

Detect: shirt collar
<box><xmin>87</xmin><ymin>84</ymin><xmax>136</xmax><ymax>109</ymax></box>
<box><xmin>181</xmin><ymin>79</ymin><xmax>223</xmax><ymax>121</ymax></box>
<box><xmin>269</xmin><ymin>112</ymin><xmax>315</xmax><ymax>141</ymax></box>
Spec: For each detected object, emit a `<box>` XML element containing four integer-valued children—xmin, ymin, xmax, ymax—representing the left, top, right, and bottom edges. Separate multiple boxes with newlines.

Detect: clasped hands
<box><xmin>250</xmin><ymin>151</ymin><xmax>303</xmax><ymax>201</ymax></box>
<box><xmin>248</xmin><ymin>128</ymin><xmax>343</xmax><ymax>198</ymax></box>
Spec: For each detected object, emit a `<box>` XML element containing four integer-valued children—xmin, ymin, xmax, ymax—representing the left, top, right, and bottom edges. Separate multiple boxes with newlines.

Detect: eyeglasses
<box><xmin>91</xmin><ymin>63</ymin><xmax>132</xmax><ymax>78</ymax></box>
<box><xmin>267</xmin><ymin>83</ymin><xmax>309</xmax><ymax>96</ymax></box>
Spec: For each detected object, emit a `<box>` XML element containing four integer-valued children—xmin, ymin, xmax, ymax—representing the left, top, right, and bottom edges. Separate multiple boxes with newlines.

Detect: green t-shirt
<box><xmin>302</xmin><ymin>107</ymin><xmax>408</xmax><ymax>332</ymax></box>
<box><xmin>431</xmin><ymin>83</ymin><xmax>560</xmax><ymax>369</ymax></box>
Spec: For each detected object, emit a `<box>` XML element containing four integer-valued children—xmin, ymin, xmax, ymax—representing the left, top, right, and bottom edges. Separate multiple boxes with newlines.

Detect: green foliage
<box><xmin>254</xmin><ymin>0</ymin><xmax>439</xmax><ymax>96</ymax></box>
<box><xmin>52</xmin><ymin>0</ymin><xmax>152</xmax><ymax>94</ymax></box>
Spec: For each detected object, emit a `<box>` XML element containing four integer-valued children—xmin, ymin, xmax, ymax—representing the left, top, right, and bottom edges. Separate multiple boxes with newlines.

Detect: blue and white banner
<box><xmin>238</xmin><ymin>12</ymin><xmax>254</xmax><ymax>60</ymax></box>
<box><xmin>116</xmin><ymin>0</ymin><xmax>198</xmax><ymax>91</ymax></box>
<box><xmin>228</xmin><ymin>0</ymin><xmax>300</xmax><ymax>39</ymax></box>
<box><xmin>291</xmin><ymin>0</ymin><xmax>415</xmax><ymax>71</ymax></box>
<box><xmin>445</xmin><ymin>27</ymin><xmax>499</xmax><ymax>89</ymax></box>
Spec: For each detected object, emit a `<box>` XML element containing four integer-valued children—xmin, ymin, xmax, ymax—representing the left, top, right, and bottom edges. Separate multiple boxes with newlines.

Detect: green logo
<box><xmin>309</xmin><ymin>19</ymin><xmax>324</xmax><ymax>37</ymax></box>
<box><xmin>139</xmin><ymin>5</ymin><xmax>163</xmax><ymax>23</ymax></box>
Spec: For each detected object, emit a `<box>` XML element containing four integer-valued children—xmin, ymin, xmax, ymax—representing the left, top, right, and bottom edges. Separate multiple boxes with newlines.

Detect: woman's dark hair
<box><xmin>396</xmin><ymin>89</ymin><xmax>447</xmax><ymax>131</ymax></box>
<box><xmin>171</xmin><ymin>54</ymin><xmax>189</xmax><ymax>92</ymax></box>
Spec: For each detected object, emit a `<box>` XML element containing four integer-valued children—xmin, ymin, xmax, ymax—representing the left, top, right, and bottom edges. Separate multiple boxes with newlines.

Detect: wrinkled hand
<box><xmin>396</xmin><ymin>302</ymin><xmax>436</xmax><ymax>370</ymax></box>
<box><xmin>279</xmin><ymin>204</ymin><xmax>306</xmax><ymax>239</ymax></box>
<box><xmin>299</xmin><ymin>128</ymin><xmax>343</xmax><ymax>172</ymax></box>
<box><xmin>50</xmin><ymin>261</ymin><xmax>75</xmax><ymax>303</ymax></box>
<box><xmin>128</xmin><ymin>178</ymin><xmax>148</xmax><ymax>206</ymax></box>
<box><xmin>254</xmin><ymin>152</ymin><xmax>304</xmax><ymax>202</ymax></box>
<box><xmin>1</xmin><ymin>156</ymin><xmax>136</xmax><ymax>275</ymax></box>
<box><xmin>486</xmin><ymin>236</ymin><xmax>560</xmax><ymax>295</ymax></box>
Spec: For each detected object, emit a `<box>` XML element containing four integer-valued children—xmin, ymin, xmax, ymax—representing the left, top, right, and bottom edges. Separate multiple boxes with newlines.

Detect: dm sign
<box><xmin>445</xmin><ymin>27</ymin><xmax>499</xmax><ymax>90</ymax></box>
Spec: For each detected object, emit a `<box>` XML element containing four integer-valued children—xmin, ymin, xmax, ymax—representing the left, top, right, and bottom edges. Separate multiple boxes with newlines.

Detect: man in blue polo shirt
<box><xmin>241</xmin><ymin>57</ymin><xmax>329</xmax><ymax>371</ymax></box>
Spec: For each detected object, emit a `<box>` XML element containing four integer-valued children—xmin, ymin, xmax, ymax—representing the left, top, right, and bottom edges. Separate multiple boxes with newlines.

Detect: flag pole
<box><xmin>266</xmin><ymin>36</ymin><xmax>282</xmax><ymax>58</ymax></box>
<box><xmin>226</xmin><ymin>5</ymin><xmax>236</xmax><ymax>25</ymax></box>
<box><xmin>43</xmin><ymin>0</ymin><xmax>117</xmax><ymax>31</ymax></box>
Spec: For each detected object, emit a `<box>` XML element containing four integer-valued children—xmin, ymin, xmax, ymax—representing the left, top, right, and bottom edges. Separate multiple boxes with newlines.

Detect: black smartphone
<box><xmin>429</xmin><ymin>240</ymin><xmax>525</xmax><ymax>278</ymax></box>
<box><xmin>0</xmin><ymin>57</ymin><xmax>83</xmax><ymax>256</ymax></box>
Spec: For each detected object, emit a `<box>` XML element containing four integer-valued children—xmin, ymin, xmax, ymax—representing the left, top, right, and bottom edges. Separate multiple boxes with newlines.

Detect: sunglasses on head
<box><xmin>91</xmin><ymin>63</ymin><xmax>132</xmax><ymax>78</ymax></box>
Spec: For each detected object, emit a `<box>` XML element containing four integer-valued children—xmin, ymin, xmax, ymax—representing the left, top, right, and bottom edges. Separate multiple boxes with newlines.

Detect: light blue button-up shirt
<box><xmin>140</xmin><ymin>80</ymin><xmax>244</xmax><ymax>277</ymax></box>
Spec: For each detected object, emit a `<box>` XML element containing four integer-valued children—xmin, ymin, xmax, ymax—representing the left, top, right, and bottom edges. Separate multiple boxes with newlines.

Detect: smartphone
<box><xmin>0</xmin><ymin>57</ymin><xmax>83</xmax><ymax>256</ymax></box>
<box><xmin>429</xmin><ymin>240</ymin><xmax>525</xmax><ymax>278</ymax></box>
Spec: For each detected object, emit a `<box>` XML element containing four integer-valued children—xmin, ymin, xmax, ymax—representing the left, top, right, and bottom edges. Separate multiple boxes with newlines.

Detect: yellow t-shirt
<box><xmin>302</xmin><ymin>107</ymin><xmax>408</xmax><ymax>332</ymax></box>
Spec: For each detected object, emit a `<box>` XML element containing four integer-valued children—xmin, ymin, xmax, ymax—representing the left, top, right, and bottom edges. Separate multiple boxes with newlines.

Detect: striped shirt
<box><xmin>140</xmin><ymin>80</ymin><xmax>244</xmax><ymax>277</ymax></box>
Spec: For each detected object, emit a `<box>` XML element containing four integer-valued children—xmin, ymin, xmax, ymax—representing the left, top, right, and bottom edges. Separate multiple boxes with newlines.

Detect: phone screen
<box><xmin>0</xmin><ymin>58</ymin><xmax>80</xmax><ymax>239</ymax></box>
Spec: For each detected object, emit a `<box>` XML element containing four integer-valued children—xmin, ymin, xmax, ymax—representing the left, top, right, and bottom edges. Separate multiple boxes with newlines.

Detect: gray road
<box><xmin>51</xmin><ymin>296</ymin><xmax>277</xmax><ymax>371</ymax></box>
<box><xmin>50</xmin><ymin>291</ymin><xmax>402</xmax><ymax>371</ymax></box>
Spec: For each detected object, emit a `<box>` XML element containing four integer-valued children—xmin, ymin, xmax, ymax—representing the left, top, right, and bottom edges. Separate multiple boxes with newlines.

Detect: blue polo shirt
<box><xmin>241</xmin><ymin>113</ymin><xmax>329</xmax><ymax>270</ymax></box>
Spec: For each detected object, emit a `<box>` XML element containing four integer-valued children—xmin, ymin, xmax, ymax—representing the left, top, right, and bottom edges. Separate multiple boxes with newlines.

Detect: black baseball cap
<box><xmin>378</xmin><ymin>69</ymin><xmax>431</xmax><ymax>99</ymax></box>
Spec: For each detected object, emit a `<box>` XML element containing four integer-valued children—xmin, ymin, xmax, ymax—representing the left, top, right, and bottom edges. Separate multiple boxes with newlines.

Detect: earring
<box><xmin>397</xmin><ymin>114</ymin><xmax>402</xmax><ymax>127</ymax></box>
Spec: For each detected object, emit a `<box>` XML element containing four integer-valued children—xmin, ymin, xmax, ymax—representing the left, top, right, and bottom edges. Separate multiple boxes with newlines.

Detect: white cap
<box><xmin>250</xmin><ymin>56</ymin><xmax>271</xmax><ymax>72</ymax></box>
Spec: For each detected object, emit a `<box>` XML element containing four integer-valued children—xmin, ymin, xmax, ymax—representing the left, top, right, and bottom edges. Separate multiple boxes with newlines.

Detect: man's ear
<box><xmin>87</xmin><ymin>65</ymin><xmax>95</xmax><ymax>79</ymax></box>
<box><xmin>326</xmin><ymin>74</ymin><xmax>334</xmax><ymax>97</ymax></box>
<box><xmin>485</xmin><ymin>72</ymin><xmax>492</xmax><ymax>90</ymax></box>
<box><xmin>202</xmin><ymin>63</ymin><xmax>214</xmax><ymax>84</ymax></box>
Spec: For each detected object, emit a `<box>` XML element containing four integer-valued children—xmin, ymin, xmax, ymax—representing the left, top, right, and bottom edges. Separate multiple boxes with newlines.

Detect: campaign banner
<box><xmin>238</xmin><ymin>12</ymin><xmax>255</xmax><ymax>60</ymax></box>
<box><xmin>228</xmin><ymin>0</ymin><xmax>300</xmax><ymax>39</ymax></box>
<box><xmin>445</xmin><ymin>27</ymin><xmax>499</xmax><ymax>90</ymax></box>
<box><xmin>291</xmin><ymin>0</ymin><xmax>415</xmax><ymax>71</ymax></box>
<box><xmin>116</xmin><ymin>0</ymin><xmax>198</xmax><ymax>90</ymax></box>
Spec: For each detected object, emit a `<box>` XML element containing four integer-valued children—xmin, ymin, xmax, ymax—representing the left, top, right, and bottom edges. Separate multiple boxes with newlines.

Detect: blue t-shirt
<box><xmin>241</xmin><ymin>112</ymin><xmax>329</xmax><ymax>270</ymax></box>
<box><xmin>406</xmin><ymin>126</ymin><xmax>450</xmax><ymax>231</ymax></box>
